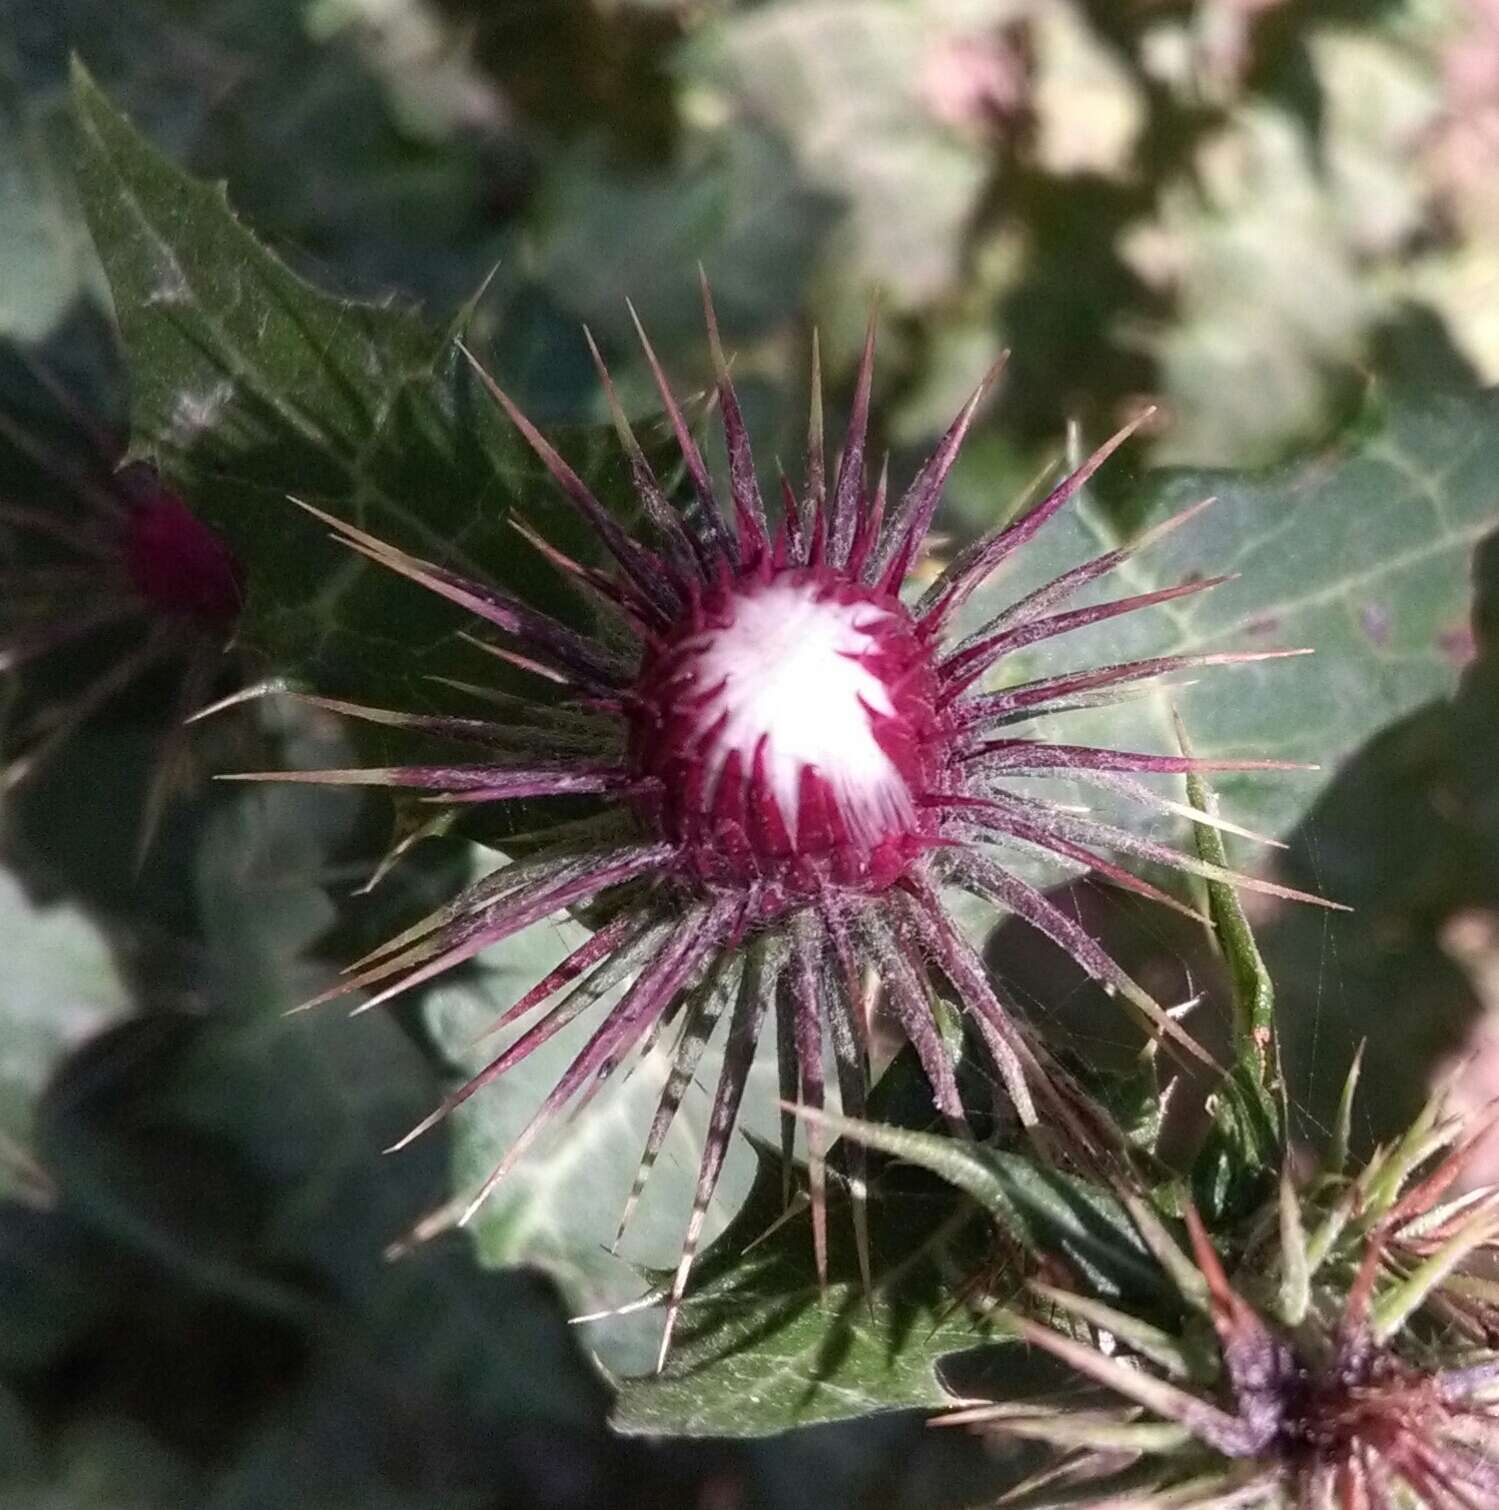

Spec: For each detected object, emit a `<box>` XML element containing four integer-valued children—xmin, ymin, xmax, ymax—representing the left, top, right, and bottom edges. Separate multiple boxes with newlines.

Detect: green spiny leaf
<box><xmin>68</xmin><ymin>62</ymin><xmax>623</xmax><ymax>720</ymax></box>
<box><xmin>613</xmin><ymin>1131</ymin><xmax>1006</xmax><ymax>1435</ymax></box>
<box><xmin>790</xmin><ymin>1109</ymin><xmax>1169</xmax><ymax>1306</ymax></box>
<box><xmin>950</xmin><ymin>385</ymin><xmax>1499</xmax><ymax>866</ymax></box>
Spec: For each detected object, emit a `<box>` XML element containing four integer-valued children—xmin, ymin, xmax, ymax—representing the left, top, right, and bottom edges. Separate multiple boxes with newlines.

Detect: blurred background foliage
<box><xmin>5</xmin><ymin>0</ymin><xmax>1499</xmax><ymax>1505</ymax></box>
<box><xmin>15</xmin><ymin>0</ymin><xmax>1499</xmax><ymax>480</ymax></box>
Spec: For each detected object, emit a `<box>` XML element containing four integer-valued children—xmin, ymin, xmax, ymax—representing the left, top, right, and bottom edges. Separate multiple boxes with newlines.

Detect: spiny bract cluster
<box><xmin>957</xmin><ymin>1081</ymin><xmax>1499</xmax><ymax>1510</ymax></box>
<box><xmin>1</xmin><ymin>355</ymin><xmax>243</xmax><ymax>855</ymax></box>
<box><xmin>255</xmin><ymin>286</ymin><xmax>1320</xmax><ymax>1361</ymax></box>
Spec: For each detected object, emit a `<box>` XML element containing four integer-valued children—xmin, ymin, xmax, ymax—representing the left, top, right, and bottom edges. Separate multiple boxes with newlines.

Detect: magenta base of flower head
<box><xmin>627</xmin><ymin>563</ymin><xmax>950</xmax><ymax>915</ymax></box>
<box><xmin>118</xmin><ymin>464</ymin><xmax>243</xmax><ymax>631</ymax></box>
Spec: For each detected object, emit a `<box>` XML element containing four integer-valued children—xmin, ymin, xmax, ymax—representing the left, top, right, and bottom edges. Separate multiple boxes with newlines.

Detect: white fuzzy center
<box><xmin>687</xmin><ymin>580</ymin><xmax>915</xmax><ymax>846</ymax></box>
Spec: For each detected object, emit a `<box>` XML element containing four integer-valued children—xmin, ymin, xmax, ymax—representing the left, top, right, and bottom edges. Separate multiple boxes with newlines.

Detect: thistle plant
<box><xmin>950</xmin><ymin>1086</ymin><xmax>1499</xmax><ymax>1510</ymax></box>
<box><xmin>0</xmin><ymin>352</ymin><xmax>244</xmax><ymax>852</ymax></box>
<box><xmin>234</xmin><ymin>279</ymin><xmax>1336</xmax><ymax>1362</ymax></box>
<box><xmin>6</xmin><ymin>48</ymin><xmax>1490</xmax><ymax>1510</ymax></box>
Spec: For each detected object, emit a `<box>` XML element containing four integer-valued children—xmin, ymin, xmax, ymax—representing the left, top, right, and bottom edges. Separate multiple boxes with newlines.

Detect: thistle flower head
<box><xmin>954</xmin><ymin>1080</ymin><xmax>1499</xmax><ymax>1510</ymax></box>
<box><xmin>254</xmin><ymin>285</ymin><xmax>1328</xmax><ymax>1363</ymax></box>
<box><xmin>1</xmin><ymin>366</ymin><xmax>243</xmax><ymax>842</ymax></box>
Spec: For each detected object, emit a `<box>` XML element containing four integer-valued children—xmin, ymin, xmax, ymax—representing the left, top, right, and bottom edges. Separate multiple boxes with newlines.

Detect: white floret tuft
<box><xmin>685</xmin><ymin>579</ymin><xmax>915</xmax><ymax>845</ymax></box>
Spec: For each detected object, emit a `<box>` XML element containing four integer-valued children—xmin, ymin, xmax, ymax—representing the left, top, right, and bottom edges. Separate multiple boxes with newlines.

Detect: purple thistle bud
<box><xmin>117</xmin><ymin>465</ymin><xmax>244</xmax><ymax>631</ymax></box>
<box><xmin>973</xmin><ymin>1192</ymin><xmax>1499</xmax><ymax>1510</ymax></box>
<box><xmin>248</xmin><ymin>286</ymin><xmax>1332</xmax><ymax>1364</ymax></box>
<box><xmin>1</xmin><ymin>444</ymin><xmax>243</xmax><ymax>854</ymax></box>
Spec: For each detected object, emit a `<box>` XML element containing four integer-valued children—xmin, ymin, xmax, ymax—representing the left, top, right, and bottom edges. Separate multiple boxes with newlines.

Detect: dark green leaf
<box><xmin>165</xmin><ymin>773</ymin><xmax>449</xmax><ymax>1298</ymax></box>
<box><xmin>951</xmin><ymin>385</ymin><xmax>1499</xmax><ymax>855</ymax></box>
<box><xmin>35</xmin><ymin>1014</ymin><xmax>314</xmax><ymax>1323</ymax></box>
<box><xmin>787</xmin><ymin>1113</ymin><xmax>1168</xmax><ymax>1307</ymax></box>
<box><xmin>616</xmin><ymin>1046</ymin><xmax>1168</xmax><ymax>1437</ymax></box>
<box><xmin>0</xmin><ymin>1420</ymin><xmax>198</xmax><ymax>1510</ymax></box>
<box><xmin>208</xmin><ymin>1245</ymin><xmax>614</xmax><ymax>1510</ymax></box>
<box><xmin>614</xmin><ymin>1135</ymin><xmax>1004</xmax><ymax>1436</ymax></box>
<box><xmin>1268</xmin><ymin>529</ymin><xmax>1499</xmax><ymax>1145</ymax></box>
<box><xmin>68</xmin><ymin>62</ymin><xmax>616</xmax><ymax>714</ymax></box>
<box><xmin>0</xmin><ymin>1385</ymin><xmax>42</xmax><ymax>1486</ymax></box>
<box><xmin>0</xmin><ymin>1204</ymin><xmax>120</xmax><ymax>1372</ymax></box>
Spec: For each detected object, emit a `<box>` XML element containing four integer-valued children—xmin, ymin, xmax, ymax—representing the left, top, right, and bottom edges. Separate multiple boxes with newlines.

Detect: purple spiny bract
<box><xmin>251</xmin><ymin>285</ymin><xmax>1323</xmax><ymax>1363</ymax></box>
